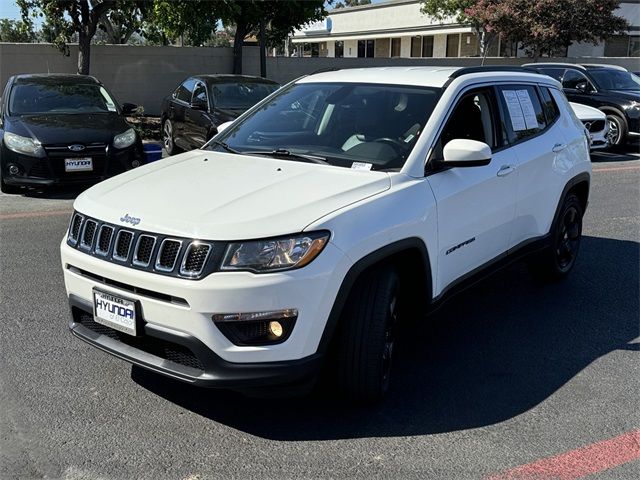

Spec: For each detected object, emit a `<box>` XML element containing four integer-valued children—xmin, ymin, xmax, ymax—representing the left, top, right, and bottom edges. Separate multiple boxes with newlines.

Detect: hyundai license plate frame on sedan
<box><xmin>93</xmin><ymin>289</ymin><xmax>139</xmax><ymax>336</ymax></box>
<box><xmin>65</xmin><ymin>157</ymin><xmax>93</xmax><ymax>172</ymax></box>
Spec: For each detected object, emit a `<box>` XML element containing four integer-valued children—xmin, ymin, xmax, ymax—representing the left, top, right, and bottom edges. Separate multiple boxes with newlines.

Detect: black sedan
<box><xmin>161</xmin><ymin>75</ymin><xmax>279</xmax><ymax>155</ymax></box>
<box><xmin>0</xmin><ymin>74</ymin><xmax>143</xmax><ymax>194</ymax></box>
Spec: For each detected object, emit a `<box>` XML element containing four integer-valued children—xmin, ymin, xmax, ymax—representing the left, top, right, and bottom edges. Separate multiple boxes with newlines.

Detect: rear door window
<box><xmin>497</xmin><ymin>85</ymin><xmax>547</xmax><ymax>143</ymax></box>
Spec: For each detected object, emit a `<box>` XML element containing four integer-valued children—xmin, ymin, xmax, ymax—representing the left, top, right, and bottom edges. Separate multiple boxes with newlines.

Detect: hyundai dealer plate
<box><xmin>65</xmin><ymin>157</ymin><xmax>93</xmax><ymax>172</ymax></box>
<box><xmin>93</xmin><ymin>289</ymin><xmax>138</xmax><ymax>336</ymax></box>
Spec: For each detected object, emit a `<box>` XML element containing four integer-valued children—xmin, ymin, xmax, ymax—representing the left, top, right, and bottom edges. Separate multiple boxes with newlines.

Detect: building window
<box><xmin>358</xmin><ymin>40</ymin><xmax>366</xmax><ymax>57</ymax></box>
<box><xmin>335</xmin><ymin>41</ymin><xmax>344</xmax><ymax>58</ymax></box>
<box><xmin>446</xmin><ymin>33</ymin><xmax>460</xmax><ymax>57</ymax></box>
<box><xmin>604</xmin><ymin>35</ymin><xmax>630</xmax><ymax>57</ymax></box>
<box><xmin>411</xmin><ymin>36</ymin><xmax>421</xmax><ymax>57</ymax></box>
<box><xmin>499</xmin><ymin>40</ymin><xmax>518</xmax><ymax>57</ymax></box>
<box><xmin>391</xmin><ymin>38</ymin><xmax>401</xmax><ymax>57</ymax></box>
<box><xmin>422</xmin><ymin>36</ymin><xmax>434</xmax><ymax>57</ymax></box>
<box><xmin>366</xmin><ymin>39</ymin><xmax>375</xmax><ymax>58</ymax></box>
<box><xmin>630</xmin><ymin>36</ymin><xmax>640</xmax><ymax>57</ymax></box>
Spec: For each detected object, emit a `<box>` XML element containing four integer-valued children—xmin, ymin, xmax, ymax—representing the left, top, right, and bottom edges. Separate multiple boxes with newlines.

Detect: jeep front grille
<box><xmin>65</xmin><ymin>212</ymin><xmax>222</xmax><ymax>279</ymax></box>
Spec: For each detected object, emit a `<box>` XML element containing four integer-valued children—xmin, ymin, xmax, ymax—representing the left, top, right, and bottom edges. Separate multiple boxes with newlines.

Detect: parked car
<box><xmin>160</xmin><ymin>75</ymin><xmax>279</xmax><ymax>155</ymax></box>
<box><xmin>62</xmin><ymin>66</ymin><xmax>590</xmax><ymax>402</ymax></box>
<box><xmin>0</xmin><ymin>74</ymin><xmax>142</xmax><ymax>194</ymax></box>
<box><xmin>570</xmin><ymin>102</ymin><xmax>609</xmax><ymax>150</ymax></box>
<box><xmin>524</xmin><ymin>63</ymin><xmax>640</xmax><ymax>147</ymax></box>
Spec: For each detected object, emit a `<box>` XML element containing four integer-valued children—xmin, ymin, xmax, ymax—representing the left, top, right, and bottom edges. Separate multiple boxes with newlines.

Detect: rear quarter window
<box><xmin>539</xmin><ymin>87</ymin><xmax>560</xmax><ymax>124</ymax></box>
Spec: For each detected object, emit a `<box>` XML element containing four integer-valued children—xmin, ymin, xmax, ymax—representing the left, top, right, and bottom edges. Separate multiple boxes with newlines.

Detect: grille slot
<box><xmin>583</xmin><ymin>120</ymin><xmax>605</xmax><ymax>132</ymax></box>
<box><xmin>113</xmin><ymin>230</ymin><xmax>134</xmax><ymax>261</ymax></box>
<box><xmin>80</xmin><ymin>220</ymin><xmax>98</xmax><ymax>250</ymax></box>
<box><xmin>68</xmin><ymin>214</ymin><xmax>84</xmax><ymax>245</ymax></box>
<box><xmin>156</xmin><ymin>239</ymin><xmax>182</xmax><ymax>272</ymax></box>
<box><xmin>95</xmin><ymin>225</ymin><xmax>114</xmax><ymax>256</ymax></box>
<box><xmin>133</xmin><ymin>235</ymin><xmax>156</xmax><ymax>267</ymax></box>
<box><xmin>180</xmin><ymin>242</ymin><xmax>211</xmax><ymax>277</ymax></box>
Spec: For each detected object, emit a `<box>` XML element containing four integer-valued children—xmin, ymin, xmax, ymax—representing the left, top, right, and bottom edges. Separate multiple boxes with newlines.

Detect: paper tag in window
<box><xmin>100</xmin><ymin>87</ymin><xmax>117</xmax><ymax>112</ymax></box>
<box><xmin>351</xmin><ymin>162</ymin><xmax>372</xmax><ymax>171</ymax></box>
<box><xmin>502</xmin><ymin>90</ymin><xmax>527</xmax><ymax>131</ymax></box>
<box><xmin>516</xmin><ymin>90</ymin><xmax>539</xmax><ymax>130</ymax></box>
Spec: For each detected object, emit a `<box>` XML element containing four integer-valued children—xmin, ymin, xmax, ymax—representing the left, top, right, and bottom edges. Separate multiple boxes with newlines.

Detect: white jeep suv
<box><xmin>61</xmin><ymin>67</ymin><xmax>591</xmax><ymax>402</ymax></box>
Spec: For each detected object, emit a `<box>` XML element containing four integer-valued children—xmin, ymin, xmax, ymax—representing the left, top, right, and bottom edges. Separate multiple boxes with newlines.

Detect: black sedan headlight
<box><xmin>3</xmin><ymin>132</ymin><xmax>45</xmax><ymax>157</ymax></box>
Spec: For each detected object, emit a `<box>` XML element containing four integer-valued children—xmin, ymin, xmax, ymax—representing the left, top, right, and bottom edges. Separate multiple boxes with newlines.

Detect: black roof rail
<box><xmin>448</xmin><ymin>65</ymin><xmax>540</xmax><ymax>79</ymax></box>
<box><xmin>309</xmin><ymin>66</ymin><xmax>343</xmax><ymax>75</ymax></box>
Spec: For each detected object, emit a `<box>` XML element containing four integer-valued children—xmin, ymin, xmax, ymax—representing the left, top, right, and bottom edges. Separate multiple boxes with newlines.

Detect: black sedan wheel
<box><xmin>606</xmin><ymin>114</ymin><xmax>626</xmax><ymax>147</ymax></box>
<box><xmin>162</xmin><ymin>119</ymin><xmax>181</xmax><ymax>156</ymax></box>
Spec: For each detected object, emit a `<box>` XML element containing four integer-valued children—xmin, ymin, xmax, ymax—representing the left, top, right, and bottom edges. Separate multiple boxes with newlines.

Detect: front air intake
<box><xmin>180</xmin><ymin>242</ymin><xmax>211</xmax><ymax>277</ymax></box>
<box><xmin>113</xmin><ymin>230</ymin><xmax>134</xmax><ymax>261</ymax></box>
<box><xmin>155</xmin><ymin>239</ymin><xmax>182</xmax><ymax>272</ymax></box>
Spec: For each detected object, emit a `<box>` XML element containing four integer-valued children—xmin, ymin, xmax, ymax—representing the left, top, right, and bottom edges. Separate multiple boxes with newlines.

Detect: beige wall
<box><xmin>2</xmin><ymin>43</ymin><xmax>637</xmax><ymax>115</ymax></box>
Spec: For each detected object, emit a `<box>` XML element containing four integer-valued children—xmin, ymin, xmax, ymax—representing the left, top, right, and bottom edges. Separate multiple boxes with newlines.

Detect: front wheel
<box><xmin>334</xmin><ymin>267</ymin><xmax>400</xmax><ymax>403</ymax></box>
<box><xmin>162</xmin><ymin>119</ymin><xmax>181</xmax><ymax>156</ymax></box>
<box><xmin>529</xmin><ymin>193</ymin><xmax>583</xmax><ymax>282</ymax></box>
<box><xmin>606</xmin><ymin>114</ymin><xmax>626</xmax><ymax>148</ymax></box>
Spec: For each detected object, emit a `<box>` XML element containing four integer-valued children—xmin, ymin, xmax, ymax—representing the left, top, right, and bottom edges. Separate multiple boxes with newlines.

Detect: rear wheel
<box><xmin>606</xmin><ymin>114</ymin><xmax>626</xmax><ymax>148</ymax></box>
<box><xmin>529</xmin><ymin>193</ymin><xmax>583</xmax><ymax>282</ymax></box>
<box><xmin>334</xmin><ymin>267</ymin><xmax>400</xmax><ymax>403</ymax></box>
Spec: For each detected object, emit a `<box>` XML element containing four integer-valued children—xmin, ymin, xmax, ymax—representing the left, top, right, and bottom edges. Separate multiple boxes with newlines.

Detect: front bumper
<box><xmin>61</xmin><ymin>238</ymin><xmax>351</xmax><ymax>386</ymax></box>
<box><xmin>69</xmin><ymin>295</ymin><xmax>322</xmax><ymax>387</ymax></box>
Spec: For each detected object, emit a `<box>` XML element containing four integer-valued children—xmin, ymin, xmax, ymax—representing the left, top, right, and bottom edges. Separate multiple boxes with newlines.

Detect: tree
<box><xmin>0</xmin><ymin>19</ymin><xmax>37</xmax><ymax>43</ymax></box>
<box><xmin>152</xmin><ymin>0</ymin><xmax>219</xmax><ymax>46</ymax></box>
<box><xmin>17</xmin><ymin>0</ymin><xmax>117</xmax><ymax>74</ymax></box>
<box><xmin>217</xmin><ymin>0</ymin><xmax>327</xmax><ymax>74</ymax></box>
<box><xmin>97</xmin><ymin>0</ymin><xmax>152</xmax><ymax>45</ymax></box>
<box><xmin>334</xmin><ymin>0</ymin><xmax>371</xmax><ymax>8</ymax></box>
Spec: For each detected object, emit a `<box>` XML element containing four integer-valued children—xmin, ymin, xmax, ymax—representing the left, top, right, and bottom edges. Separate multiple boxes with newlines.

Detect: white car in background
<box><xmin>570</xmin><ymin>102</ymin><xmax>609</xmax><ymax>150</ymax></box>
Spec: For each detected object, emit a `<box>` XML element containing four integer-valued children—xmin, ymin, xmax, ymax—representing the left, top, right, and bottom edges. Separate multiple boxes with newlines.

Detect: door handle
<box><xmin>496</xmin><ymin>165</ymin><xmax>515</xmax><ymax>177</ymax></box>
<box><xmin>552</xmin><ymin>143</ymin><xmax>567</xmax><ymax>153</ymax></box>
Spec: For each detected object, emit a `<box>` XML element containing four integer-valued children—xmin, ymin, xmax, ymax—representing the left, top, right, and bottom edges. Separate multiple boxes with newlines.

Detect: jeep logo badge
<box><xmin>68</xmin><ymin>144</ymin><xmax>85</xmax><ymax>152</ymax></box>
<box><xmin>120</xmin><ymin>214</ymin><xmax>141</xmax><ymax>226</ymax></box>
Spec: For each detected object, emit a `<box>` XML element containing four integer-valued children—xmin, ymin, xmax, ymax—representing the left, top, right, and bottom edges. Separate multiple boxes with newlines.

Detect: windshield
<box><xmin>211</xmin><ymin>82</ymin><xmax>279</xmax><ymax>110</ymax></box>
<box><xmin>210</xmin><ymin>82</ymin><xmax>441</xmax><ymax>171</ymax></box>
<box><xmin>589</xmin><ymin>70</ymin><xmax>640</xmax><ymax>91</ymax></box>
<box><xmin>9</xmin><ymin>82</ymin><xmax>118</xmax><ymax>115</ymax></box>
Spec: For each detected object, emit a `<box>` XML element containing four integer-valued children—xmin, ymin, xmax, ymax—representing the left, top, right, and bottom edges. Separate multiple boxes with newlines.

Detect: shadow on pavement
<box><xmin>21</xmin><ymin>185</ymin><xmax>86</xmax><ymax>200</ymax></box>
<box><xmin>132</xmin><ymin>235</ymin><xmax>639</xmax><ymax>440</ymax></box>
<box><xmin>591</xmin><ymin>144</ymin><xmax>640</xmax><ymax>163</ymax></box>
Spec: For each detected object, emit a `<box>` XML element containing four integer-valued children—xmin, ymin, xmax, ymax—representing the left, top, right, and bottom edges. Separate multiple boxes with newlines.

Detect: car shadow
<box><xmin>21</xmin><ymin>185</ymin><xmax>86</xmax><ymax>200</ymax></box>
<box><xmin>591</xmin><ymin>143</ymin><xmax>639</xmax><ymax>163</ymax></box>
<box><xmin>132</xmin><ymin>235</ymin><xmax>639</xmax><ymax>440</ymax></box>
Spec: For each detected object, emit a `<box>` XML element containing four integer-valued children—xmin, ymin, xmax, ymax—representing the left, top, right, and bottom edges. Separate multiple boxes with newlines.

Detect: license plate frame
<box><xmin>65</xmin><ymin>157</ymin><xmax>93</xmax><ymax>172</ymax></box>
<box><xmin>93</xmin><ymin>289</ymin><xmax>140</xmax><ymax>336</ymax></box>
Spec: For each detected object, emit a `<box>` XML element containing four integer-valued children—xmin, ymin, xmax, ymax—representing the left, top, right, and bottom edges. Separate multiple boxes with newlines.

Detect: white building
<box><xmin>291</xmin><ymin>0</ymin><xmax>640</xmax><ymax>59</ymax></box>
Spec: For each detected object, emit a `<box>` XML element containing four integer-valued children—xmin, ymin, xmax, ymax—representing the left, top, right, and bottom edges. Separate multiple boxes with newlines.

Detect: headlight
<box><xmin>3</xmin><ymin>131</ymin><xmax>44</xmax><ymax>157</ymax></box>
<box><xmin>221</xmin><ymin>231</ymin><xmax>330</xmax><ymax>272</ymax></box>
<box><xmin>113</xmin><ymin>128</ymin><xmax>136</xmax><ymax>149</ymax></box>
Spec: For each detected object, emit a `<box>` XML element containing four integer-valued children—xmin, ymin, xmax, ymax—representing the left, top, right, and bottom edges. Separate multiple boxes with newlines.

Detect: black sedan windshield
<box><xmin>589</xmin><ymin>70</ymin><xmax>640</xmax><ymax>91</ymax></box>
<box><xmin>9</xmin><ymin>82</ymin><xmax>118</xmax><ymax>115</ymax></box>
<box><xmin>211</xmin><ymin>82</ymin><xmax>279</xmax><ymax>110</ymax></box>
<box><xmin>210</xmin><ymin>82</ymin><xmax>441</xmax><ymax>171</ymax></box>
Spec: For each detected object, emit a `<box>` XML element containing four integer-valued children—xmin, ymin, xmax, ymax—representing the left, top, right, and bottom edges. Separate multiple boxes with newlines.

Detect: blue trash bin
<box><xmin>143</xmin><ymin>143</ymin><xmax>163</xmax><ymax>163</ymax></box>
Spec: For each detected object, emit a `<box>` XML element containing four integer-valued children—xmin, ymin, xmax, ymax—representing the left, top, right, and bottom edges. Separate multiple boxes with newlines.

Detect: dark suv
<box><xmin>524</xmin><ymin>63</ymin><xmax>640</xmax><ymax>146</ymax></box>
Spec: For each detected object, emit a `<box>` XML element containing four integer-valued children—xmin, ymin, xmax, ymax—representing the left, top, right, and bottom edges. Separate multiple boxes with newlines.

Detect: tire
<box><xmin>162</xmin><ymin>119</ymin><xmax>181</xmax><ymax>156</ymax></box>
<box><xmin>334</xmin><ymin>267</ymin><xmax>400</xmax><ymax>403</ymax></box>
<box><xmin>0</xmin><ymin>172</ymin><xmax>21</xmax><ymax>194</ymax></box>
<box><xmin>605</xmin><ymin>114</ymin><xmax>626</xmax><ymax>148</ymax></box>
<box><xmin>529</xmin><ymin>193</ymin><xmax>583</xmax><ymax>282</ymax></box>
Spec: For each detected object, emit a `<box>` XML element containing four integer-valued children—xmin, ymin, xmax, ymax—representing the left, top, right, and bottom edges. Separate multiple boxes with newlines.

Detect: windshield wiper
<box><xmin>210</xmin><ymin>139</ymin><xmax>241</xmax><ymax>154</ymax></box>
<box><xmin>241</xmin><ymin>148</ymin><xmax>329</xmax><ymax>165</ymax></box>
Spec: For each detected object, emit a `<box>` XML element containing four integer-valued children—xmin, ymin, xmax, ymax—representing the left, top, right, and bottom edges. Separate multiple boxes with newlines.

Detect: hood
<box><xmin>74</xmin><ymin>151</ymin><xmax>391</xmax><ymax>240</ymax></box>
<box><xmin>214</xmin><ymin>107</ymin><xmax>245</xmax><ymax>121</ymax></box>
<box><xmin>8</xmin><ymin>113</ymin><xmax>130</xmax><ymax>145</ymax></box>
<box><xmin>569</xmin><ymin>102</ymin><xmax>605</xmax><ymax>120</ymax></box>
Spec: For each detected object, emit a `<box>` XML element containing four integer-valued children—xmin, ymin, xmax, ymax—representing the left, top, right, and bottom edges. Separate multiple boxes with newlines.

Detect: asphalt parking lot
<box><xmin>1</xmin><ymin>147</ymin><xmax>638</xmax><ymax>480</ymax></box>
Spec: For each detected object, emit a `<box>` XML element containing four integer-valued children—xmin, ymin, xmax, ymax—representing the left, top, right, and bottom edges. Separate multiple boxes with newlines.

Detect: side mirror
<box><xmin>575</xmin><ymin>82</ymin><xmax>591</xmax><ymax>93</ymax></box>
<box><xmin>121</xmin><ymin>103</ymin><xmax>138</xmax><ymax>115</ymax></box>
<box><xmin>190</xmin><ymin>98</ymin><xmax>208</xmax><ymax>111</ymax></box>
<box><xmin>442</xmin><ymin>139</ymin><xmax>492</xmax><ymax>167</ymax></box>
<box><xmin>216</xmin><ymin>121</ymin><xmax>233</xmax><ymax>134</ymax></box>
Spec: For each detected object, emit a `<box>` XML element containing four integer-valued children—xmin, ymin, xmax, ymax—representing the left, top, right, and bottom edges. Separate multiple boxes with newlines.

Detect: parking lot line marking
<box><xmin>592</xmin><ymin>165</ymin><xmax>640</xmax><ymax>173</ymax></box>
<box><xmin>485</xmin><ymin>429</ymin><xmax>640</xmax><ymax>480</ymax></box>
<box><xmin>0</xmin><ymin>209</ymin><xmax>72</xmax><ymax>220</ymax></box>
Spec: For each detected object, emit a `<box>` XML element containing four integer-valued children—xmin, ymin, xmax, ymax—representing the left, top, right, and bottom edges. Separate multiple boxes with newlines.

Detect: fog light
<box><xmin>131</xmin><ymin>159</ymin><xmax>140</xmax><ymax>168</ymax></box>
<box><xmin>212</xmin><ymin>309</ymin><xmax>297</xmax><ymax>346</ymax></box>
<box><xmin>8</xmin><ymin>164</ymin><xmax>19</xmax><ymax>175</ymax></box>
<box><xmin>268</xmin><ymin>320</ymin><xmax>283</xmax><ymax>338</ymax></box>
